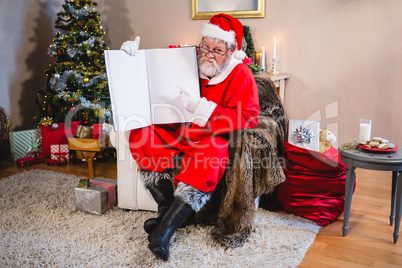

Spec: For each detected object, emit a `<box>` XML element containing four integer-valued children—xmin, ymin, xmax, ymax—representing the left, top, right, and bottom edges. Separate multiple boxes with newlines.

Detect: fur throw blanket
<box><xmin>196</xmin><ymin>77</ymin><xmax>287</xmax><ymax>248</ymax></box>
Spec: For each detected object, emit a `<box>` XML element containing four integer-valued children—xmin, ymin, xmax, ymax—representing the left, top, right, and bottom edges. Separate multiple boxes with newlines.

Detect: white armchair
<box><xmin>109</xmin><ymin>129</ymin><xmax>157</xmax><ymax>211</ymax></box>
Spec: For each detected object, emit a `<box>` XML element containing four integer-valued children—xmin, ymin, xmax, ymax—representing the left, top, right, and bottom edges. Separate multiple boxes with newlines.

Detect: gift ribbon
<box><xmin>293</xmin><ymin>126</ymin><xmax>314</xmax><ymax>144</ymax></box>
<box><xmin>89</xmin><ymin>180</ymin><xmax>116</xmax><ymax>209</ymax></box>
<box><xmin>27</xmin><ymin>136</ymin><xmax>42</xmax><ymax>153</ymax></box>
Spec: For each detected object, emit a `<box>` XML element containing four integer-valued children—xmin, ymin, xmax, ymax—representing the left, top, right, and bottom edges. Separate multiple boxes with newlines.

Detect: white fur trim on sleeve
<box><xmin>191</xmin><ymin>97</ymin><xmax>217</xmax><ymax>127</ymax></box>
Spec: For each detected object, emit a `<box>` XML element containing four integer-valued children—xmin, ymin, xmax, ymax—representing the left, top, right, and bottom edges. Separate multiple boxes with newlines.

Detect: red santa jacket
<box><xmin>177</xmin><ymin>61</ymin><xmax>260</xmax><ymax>141</ymax></box>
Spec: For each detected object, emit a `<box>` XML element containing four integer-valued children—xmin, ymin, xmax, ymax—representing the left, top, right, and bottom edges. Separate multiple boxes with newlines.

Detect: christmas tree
<box><xmin>34</xmin><ymin>0</ymin><xmax>110</xmax><ymax>127</ymax></box>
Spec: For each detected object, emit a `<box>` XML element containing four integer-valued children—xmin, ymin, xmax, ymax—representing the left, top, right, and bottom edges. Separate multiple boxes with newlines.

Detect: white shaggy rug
<box><xmin>0</xmin><ymin>169</ymin><xmax>320</xmax><ymax>267</ymax></box>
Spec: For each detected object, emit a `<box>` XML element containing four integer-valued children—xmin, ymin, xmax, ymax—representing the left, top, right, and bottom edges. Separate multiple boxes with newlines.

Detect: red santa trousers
<box><xmin>129</xmin><ymin>124</ymin><xmax>229</xmax><ymax>192</ymax></box>
<box><xmin>129</xmin><ymin>63</ymin><xmax>260</xmax><ymax>193</ymax></box>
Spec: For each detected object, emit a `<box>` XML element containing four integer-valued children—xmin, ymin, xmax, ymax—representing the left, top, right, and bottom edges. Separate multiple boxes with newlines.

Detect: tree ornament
<box><xmin>52</xmin><ymin>122</ymin><xmax>59</xmax><ymax>129</ymax></box>
<box><xmin>83</xmin><ymin>77</ymin><xmax>90</xmax><ymax>83</ymax></box>
<box><xmin>40</xmin><ymin>116</ymin><xmax>53</xmax><ymax>127</ymax></box>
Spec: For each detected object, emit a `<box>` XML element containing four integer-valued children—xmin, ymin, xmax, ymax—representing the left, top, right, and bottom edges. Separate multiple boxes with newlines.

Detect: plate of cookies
<box><xmin>358</xmin><ymin>137</ymin><xmax>399</xmax><ymax>152</ymax></box>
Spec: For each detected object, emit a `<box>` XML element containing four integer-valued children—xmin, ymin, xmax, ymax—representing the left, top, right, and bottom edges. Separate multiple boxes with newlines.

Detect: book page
<box><xmin>145</xmin><ymin>47</ymin><xmax>200</xmax><ymax>124</ymax></box>
<box><xmin>104</xmin><ymin>50</ymin><xmax>152</xmax><ymax>132</ymax></box>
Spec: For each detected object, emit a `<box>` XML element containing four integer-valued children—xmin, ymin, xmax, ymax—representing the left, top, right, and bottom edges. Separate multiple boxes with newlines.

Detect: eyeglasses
<box><xmin>198</xmin><ymin>41</ymin><xmax>229</xmax><ymax>58</ymax></box>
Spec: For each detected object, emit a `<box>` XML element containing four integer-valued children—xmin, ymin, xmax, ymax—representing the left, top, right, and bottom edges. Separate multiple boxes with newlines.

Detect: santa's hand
<box><xmin>179</xmin><ymin>85</ymin><xmax>200</xmax><ymax>113</ymax></box>
<box><xmin>178</xmin><ymin>85</ymin><xmax>217</xmax><ymax>127</ymax></box>
<box><xmin>120</xmin><ymin>36</ymin><xmax>140</xmax><ymax>56</ymax></box>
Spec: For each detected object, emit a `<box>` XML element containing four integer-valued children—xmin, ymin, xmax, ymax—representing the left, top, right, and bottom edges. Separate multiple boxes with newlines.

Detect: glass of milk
<box><xmin>359</xmin><ymin>119</ymin><xmax>372</xmax><ymax>142</ymax></box>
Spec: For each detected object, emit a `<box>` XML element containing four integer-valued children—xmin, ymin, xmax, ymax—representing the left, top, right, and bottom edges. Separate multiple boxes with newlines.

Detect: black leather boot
<box><xmin>148</xmin><ymin>198</ymin><xmax>194</xmax><ymax>261</ymax></box>
<box><xmin>144</xmin><ymin>179</ymin><xmax>174</xmax><ymax>234</ymax></box>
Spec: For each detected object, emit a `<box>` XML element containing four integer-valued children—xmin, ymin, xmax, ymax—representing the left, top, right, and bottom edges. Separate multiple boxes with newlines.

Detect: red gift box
<box><xmin>50</xmin><ymin>144</ymin><xmax>69</xmax><ymax>162</ymax></box>
<box><xmin>41</xmin><ymin>121</ymin><xmax>79</xmax><ymax>156</ymax></box>
<box><xmin>243</xmin><ymin>57</ymin><xmax>252</xmax><ymax>65</ymax></box>
<box><xmin>92</xmin><ymin>123</ymin><xmax>103</xmax><ymax>139</ymax></box>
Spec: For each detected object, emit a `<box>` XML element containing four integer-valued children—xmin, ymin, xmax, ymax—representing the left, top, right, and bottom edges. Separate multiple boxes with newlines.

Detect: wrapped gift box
<box><xmin>9</xmin><ymin>129</ymin><xmax>42</xmax><ymax>161</ymax></box>
<box><xmin>74</xmin><ymin>125</ymin><xmax>93</xmax><ymax>139</ymax></box>
<box><xmin>50</xmin><ymin>144</ymin><xmax>69</xmax><ymax>161</ymax></box>
<box><xmin>92</xmin><ymin>123</ymin><xmax>103</xmax><ymax>139</ymax></box>
<box><xmin>41</xmin><ymin>121</ymin><xmax>79</xmax><ymax>156</ymax></box>
<box><xmin>288</xmin><ymin>119</ymin><xmax>320</xmax><ymax>152</ymax></box>
<box><xmin>75</xmin><ymin>177</ymin><xmax>117</xmax><ymax>215</ymax></box>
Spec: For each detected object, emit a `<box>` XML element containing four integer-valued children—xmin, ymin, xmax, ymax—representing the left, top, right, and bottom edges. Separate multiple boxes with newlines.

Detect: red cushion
<box><xmin>277</xmin><ymin>141</ymin><xmax>351</xmax><ymax>226</ymax></box>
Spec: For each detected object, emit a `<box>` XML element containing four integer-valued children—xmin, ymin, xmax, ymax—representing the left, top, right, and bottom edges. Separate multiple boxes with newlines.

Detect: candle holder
<box><xmin>270</xmin><ymin>58</ymin><xmax>279</xmax><ymax>75</ymax></box>
<box><xmin>254</xmin><ymin>51</ymin><xmax>262</xmax><ymax>66</ymax></box>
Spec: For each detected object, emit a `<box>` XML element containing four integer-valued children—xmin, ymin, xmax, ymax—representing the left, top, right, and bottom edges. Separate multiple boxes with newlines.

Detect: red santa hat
<box><xmin>200</xmin><ymin>13</ymin><xmax>246</xmax><ymax>60</ymax></box>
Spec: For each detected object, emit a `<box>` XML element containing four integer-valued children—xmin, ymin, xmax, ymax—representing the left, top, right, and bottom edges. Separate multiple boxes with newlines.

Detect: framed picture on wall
<box><xmin>191</xmin><ymin>0</ymin><xmax>265</xmax><ymax>20</ymax></box>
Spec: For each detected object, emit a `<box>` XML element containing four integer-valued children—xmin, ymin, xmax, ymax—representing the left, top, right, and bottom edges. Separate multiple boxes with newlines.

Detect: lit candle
<box><xmin>261</xmin><ymin>46</ymin><xmax>266</xmax><ymax>71</ymax></box>
<box><xmin>273</xmin><ymin>37</ymin><xmax>277</xmax><ymax>59</ymax></box>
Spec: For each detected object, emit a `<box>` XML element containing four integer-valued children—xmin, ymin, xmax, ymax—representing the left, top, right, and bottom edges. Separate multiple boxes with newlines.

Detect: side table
<box><xmin>254</xmin><ymin>72</ymin><xmax>290</xmax><ymax>102</ymax></box>
<box><xmin>339</xmin><ymin>146</ymin><xmax>402</xmax><ymax>243</ymax></box>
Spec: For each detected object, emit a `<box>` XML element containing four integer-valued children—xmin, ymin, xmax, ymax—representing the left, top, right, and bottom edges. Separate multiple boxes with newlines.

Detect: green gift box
<box><xmin>9</xmin><ymin>129</ymin><xmax>42</xmax><ymax>161</ymax></box>
<box><xmin>78</xmin><ymin>178</ymin><xmax>90</xmax><ymax>189</ymax></box>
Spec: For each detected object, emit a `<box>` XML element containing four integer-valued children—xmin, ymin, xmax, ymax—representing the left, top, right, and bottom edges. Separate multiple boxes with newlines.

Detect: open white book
<box><xmin>104</xmin><ymin>46</ymin><xmax>200</xmax><ymax>132</ymax></box>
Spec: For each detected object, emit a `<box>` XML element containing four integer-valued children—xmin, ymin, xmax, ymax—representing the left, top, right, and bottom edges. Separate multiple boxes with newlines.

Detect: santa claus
<box><xmin>121</xmin><ymin>13</ymin><xmax>260</xmax><ymax>261</ymax></box>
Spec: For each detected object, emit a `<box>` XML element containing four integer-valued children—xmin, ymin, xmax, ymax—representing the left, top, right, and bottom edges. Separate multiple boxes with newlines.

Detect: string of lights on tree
<box><xmin>34</xmin><ymin>0</ymin><xmax>111</xmax><ymax>128</ymax></box>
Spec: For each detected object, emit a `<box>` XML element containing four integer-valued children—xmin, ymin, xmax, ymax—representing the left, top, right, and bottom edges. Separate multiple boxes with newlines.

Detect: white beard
<box><xmin>198</xmin><ymin>55</ymin><xmax>231</xmax><ymax>78</ymax></box>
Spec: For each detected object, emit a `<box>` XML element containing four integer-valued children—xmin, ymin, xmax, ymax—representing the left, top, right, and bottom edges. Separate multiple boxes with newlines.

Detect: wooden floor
<box><xmin>0</xmin><ymin>155</ymin><xmax>117</xmax><ymax>180</ymax></box>
<box><xmin>300</xmin><ymin>168</ymin><xmax>402</xmax><ymax>268</ymax></box>
<box><xmin>1</xmin><ymin>156</ymin><xmax>401</xmax><ymax>267</ymax></box>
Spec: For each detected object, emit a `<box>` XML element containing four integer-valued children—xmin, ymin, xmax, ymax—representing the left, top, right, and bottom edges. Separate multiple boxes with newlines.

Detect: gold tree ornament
<box><xmin>83</xmin><ymin>77</ymin><xmax>90</xmax><ymax>83</ymax></box>
<box><xmin>40</xmin><ymin>116</ymin><xmax>53</xmax><ymax>126</ymax></box>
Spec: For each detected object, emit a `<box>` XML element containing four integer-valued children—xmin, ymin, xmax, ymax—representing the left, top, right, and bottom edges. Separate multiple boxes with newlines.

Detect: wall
<box><xmin>1</xmin><ymin>0</ymin><xmax>401</xmax><ymax>146</ymax></box>
<box><xmin>0</xmin><ymin>0</ymin><xmax>62</xmax><ymax>131</ymax></box>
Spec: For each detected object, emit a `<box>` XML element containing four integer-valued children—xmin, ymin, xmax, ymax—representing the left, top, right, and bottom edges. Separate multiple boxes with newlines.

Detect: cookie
<box><xmin>378</xmin><ymin>143</ymin><xmax>389</xmax><ymax>150</ymax></box>
<box><xmin>372</xmin><ymin>137</ymin><xmax>383</xmax><ymax>142</ymax></box>
<box><xmin>369</xmin><ymin>141</ymin><xmax>380</xmax><ymax>148</ymax></box>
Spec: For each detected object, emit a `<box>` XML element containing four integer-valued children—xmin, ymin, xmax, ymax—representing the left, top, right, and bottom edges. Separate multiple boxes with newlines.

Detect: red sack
<box><xmin>277</xmin><ymin>141</ymin><xmax>352</xmax><ymax>226</ymax></box>
<box><xmin>41</xmin><ymin>122</ymin><xmax>79</xmax><ymax>156</ymax></box>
